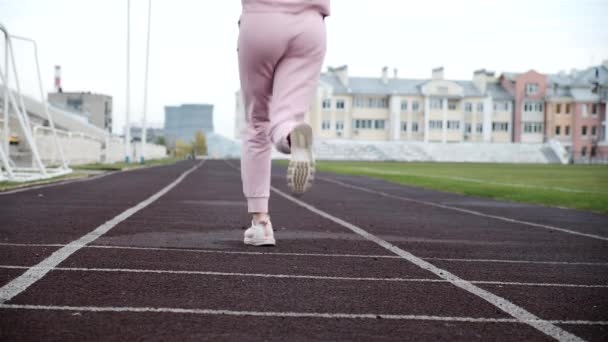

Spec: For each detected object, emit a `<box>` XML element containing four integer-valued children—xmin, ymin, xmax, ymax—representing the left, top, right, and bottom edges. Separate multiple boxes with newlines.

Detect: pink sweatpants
<box><xmin>238</xmin><ymin>11</ymin><xmax>326</xmax><ymax>213</ymax></box>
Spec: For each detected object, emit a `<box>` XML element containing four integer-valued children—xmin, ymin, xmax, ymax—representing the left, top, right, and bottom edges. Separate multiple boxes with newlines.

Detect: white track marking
<box><xmin>0</xmin><ymin>162</ymin><xmax>204</xmax><ymax>304</ymax></box>
<box><xmin>269</xmin><ymin>186</ymin><xmax>585</xmax><ymax>342</ymax></box>
<box><xmin>3</xmin><ymin>242</ymin><xmax>607</xmax><ymax>266</ymax></box>
<box><xmin>424</xmin><ymin>257</ymin><xmax>608</xmax><ymax>267</ymax></box>
<box><xmin>0</xmin><ymin>172</ymin><xmax>114</xmax><ymax>195</ymax></box>
<box><xmin>351</xmin><ymin>166</ymin><xmax>607</xmax><ymax>195</ymax></box>
<box><xmin>321</xmin><ymin>177</ymin><xmax>608</xmax><ymax>242</ymax></box>
<box><xmin>0</xmin><ymin>265</ymin><xmax>444</xmax><ymax>283</ymax></box>
<box><xmin>0</xmin><ymin>161</ymin><xmax>186</xmax><ymax>196</ymax></box>
<box><xmin>1</xmin><ymin>265</ymin><xmax>606</xmax><ymax>289</ymax></box>
<box><xmin>1</xmin><ymin>304</ymin><xmax>606</xmax><ymax>326</ymax></box>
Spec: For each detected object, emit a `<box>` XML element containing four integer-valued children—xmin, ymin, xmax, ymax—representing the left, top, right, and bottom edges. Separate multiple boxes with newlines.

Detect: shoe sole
<box><xmin>287</xmin><ymin>123</ymin><xmax>315</xmax><ymax>195</ymax></box>
<box><xmin>244</xmin><ymin>237</ymin><xmax>276</xmax><ymax>246</ymax></box>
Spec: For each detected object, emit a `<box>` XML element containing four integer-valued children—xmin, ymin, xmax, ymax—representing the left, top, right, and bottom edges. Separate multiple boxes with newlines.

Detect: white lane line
<box><xmin>0</xmin><ymin>265</ymin><xmax>444</xmax><ymax>283</ymax></box>
<box><xmin>424</xmin><ymin>257</ymin><xmax>608</xmax><ymax>267</ymax></box>
<box><xmin>1</xmin><ymin>304</ymin><xmax>606</xmax><ymax>326</ymax></box>
<box><xmin>1</xmin><ymin>265</ymin><xmax>606</xmax><ymax>289</ymax></box>
<box><xmin>0</xmin><ymin>161</ymin><xmax>204</xmax><ymax>304</ymax></box>
<box><xmin>3</xmin><ymin>242</ymin><xmax>607</xmax><ymax>267</ymax></box>
<box><xmin>0</xmin><ymin>172</ymin><xmax>114</xmax><ymax>195</ymax></box>
<box><xmin>0</xmin><ymin>161</ymin><xmax>186</xmax><ymax>196</ymax></box>
<box><xmin>269</xmin><ymin>186</ymin><xmax>585</xmax><ymax>342</ymax></box>
<box><xmin>321</xmin><ymin>177</ymin><xmax>608</xmax><ymax>242</ymax></box>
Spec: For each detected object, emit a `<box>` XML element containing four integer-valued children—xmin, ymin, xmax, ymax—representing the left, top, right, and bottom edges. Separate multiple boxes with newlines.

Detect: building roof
<box><xmin>487</xmin><ymin>83</ymin><xmax>514</xmax><ymax>100</ymax></box>
<box><xmin>320</xmin><ymin>74</ymin><xmax>507</xmax><ymax>98</ymax></box>
<box><xmin>546</xmin><ymin>64</ymin><xmax>608</xmax><ymax>101</ymax></box>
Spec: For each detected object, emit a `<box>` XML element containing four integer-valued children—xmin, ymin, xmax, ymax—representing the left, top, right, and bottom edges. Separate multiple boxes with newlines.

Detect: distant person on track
<box><xmin>237</xmin><ymin>0</ymin><xmax>329</xmax><ymax>246</ymax></box>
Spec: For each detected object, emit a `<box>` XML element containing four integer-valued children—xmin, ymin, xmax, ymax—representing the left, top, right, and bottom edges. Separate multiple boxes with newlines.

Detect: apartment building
<box><xmin>48</xmin><ymin>92</ymin><xmax>113</xmax><ymax>133</ymax></box>
<box><xmin>544</xmin><ymin>64</ymin><xmax>608</xmax><ymax>161</ymax></box>
<box><xmin>310</xmin><ymin>66</ymin><xmax>513</xmax><ymax>144</ymax></box>
<box><xmin>234</xmin><ymin>62</ymin><xmax>608</xmax><ymax>161</ymax></box>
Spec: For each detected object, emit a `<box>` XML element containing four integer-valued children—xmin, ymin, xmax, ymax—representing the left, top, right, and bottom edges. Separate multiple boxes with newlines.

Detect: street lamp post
<box><xmin>141</xmin><ymin>0</ymin><xmax>152</xmax><ymax>164</ymax></box>
<box><xmin>125</xmin><ymin>0</ymin><xmax>131</xmax><ymax>163</ymax></box>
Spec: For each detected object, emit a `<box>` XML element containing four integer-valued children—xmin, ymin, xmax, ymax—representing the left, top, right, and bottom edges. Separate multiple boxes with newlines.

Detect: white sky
<box><xmin>1</xmin><ymin>0</ymin><xmax>607</xmax><ymax>139</ymax></box>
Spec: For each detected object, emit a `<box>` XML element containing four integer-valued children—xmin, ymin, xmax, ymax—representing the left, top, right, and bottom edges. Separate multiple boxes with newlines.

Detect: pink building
<box><xmin>546</xmin><ymin>62</ymin><xmax>608</xmax><ymax>162</ymax></box>
<box><xmin>500</xmin><ymin>71</ymin><xmax>548</xmax><ymax>143</ymax></box>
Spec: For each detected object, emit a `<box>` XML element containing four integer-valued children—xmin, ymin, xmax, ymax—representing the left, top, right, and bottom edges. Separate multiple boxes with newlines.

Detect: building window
<box><xmin>401</xmin><ymin>122</ymin><xmax>407</xmax><ymax>131</ymax></box>
<box><xmin>412</xmin><ymin>101</ymin><xmax>420</xmax><ymax>112</ymax></box>
<box><xmin>476</xmin><ymin>123</ymin><xmax>483</xmax><ymax>133</ymax></box>
<box><xmin>429</xmin><ymin>120</ymin><xmax>443</xmax><ymax>130</ymax></box>
<box><xmin>525</xmin><ymin>83</ymin><xmax>539</xmax><ymax>95</ymax></box>
<box><xmin>335</xmin><ymin>120</ymin><xmax>344</xmax><ymax>131</ymax></box>
<box><xmin>465</xmin><ymin>123</ymin><xmax>472</xmax><ymax>133</ymax></box>
<box><xmin>448</xmin><ymin>100</ymin><xmax>458</xmax><ymax>111</ymax></box>
<box><xmin>464</xmin><ymin>102</ymin><xmax>473</xmax><ymax>112</ymax></box>
<box><xmin>524</xmin><ymin>102</ymin><xmax>544</xmax><ymax>112</ymax></box>
<box><xmin>565</xmin><ymin>104</ymin><xmax>571</xmax><ymax>114</ymax></box>
<box><xmin>380</xmin><ymin>98</ymin><xmax>389</xmax><ymax>108</ymax></box>
<box><xmin>411</xmin><ymin>122</ymin><xmax>419</xmax><ymax>132</ymax></box>
<box><xmin>476</xmin><ymin>103</ymin><xmax>484</xmax><ymax>113</ymax></box>
<box><xmin>336</xmin><ymin>100</ymin><xmax>345</xmax><ymax>110</ymax></box>
<box><xmin>582</xmin><ymin>126</ymin><xmax>588</xmax><ymax>136</ymax></box>
<box><xmin>354</xmin><ymin>119</ymin><xmax>373</xmax><ymax>129</ymax></box>
<box><xmin>401</xmin><ymin>100</ymin><xmax>408</xmax><ymax>112</ymax></box>
<box><xmin>523</xmin><ymin>122</ymin><xmax>543</xmax><ymax>133</ymax></box>
<box><xmin>322</xmin><ymin>99</ymin><xmax>331</xmax><ymax>110</ymax></box>
<box><xmin>354</xmin><ymin>97</ymin><xmax>365</xmax><ymax>108</ymax></box>
<box><xmin>492</xmin><ymin>122</ymin><xmax>509</xmax><ymax>132</ymax></box>
<box><xmin>581</xmin><ymin>146</ymin><xmax>587</xmax><ymax>157</ymax></box>
<box><xmin>493</xmin><ymin>101</ymin><xmax>509</xmax><ymax>112</ymax></box>
<box><xmin>556</xmin><ymin>103</ymin><xmax>561</xmax><ymax>114</ymax></box>
<box><xmin>591</xmin><ymin>104</ymin><xmax>598</xmax><ymax>115</ymax></box>
<box><xmin>374</xmin><ymin>120</ymin><xmax>386</xmax><ymax>130</ymax></box>
<box><xmin>447</xmin><ymin>120</ymin><xmax>460</xmax><ymax>130</ymax></box>
<box><xmin>555</xmin><ymin>126</ymin><xmax>561</xmax><ymax>135</ymax></box>
<box><xmin>66</xmin><ymin>97</ymin><xmax>83</xmax><ymax>111</ymax></box>
<box><xmin>431</xmin><ymin>99</ymin><xmax>442</xmax><ymax>109</ymax></box>
<box><xmin>582</xmin><ymin>104</ymin><xmax>588</xmax><ymax>117</ymax></box>
<box><xmin>592</xmin><ymin>126</ymin><xmax>597</xmax><ymax>136</ymax></box>
<box><xmin>322</xmin><ymin>120</ymin><xmax>331</xmax><ymax>130</ymax></box>
<box><xmin>591</xmin><ymin>146</ymin><xmax>597</xmax><ymax>157</ymax></box>
<box><xmin>565</xmin><ymin>125</ymin><xmax>570</xmax><ymax>136</ymax></box>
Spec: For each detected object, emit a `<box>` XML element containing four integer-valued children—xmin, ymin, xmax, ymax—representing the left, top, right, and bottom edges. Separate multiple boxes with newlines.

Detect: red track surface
<box><xmin>1</xmin><ymin>160</ymin><xmax>606</xmax><ymax>341</ymax></box>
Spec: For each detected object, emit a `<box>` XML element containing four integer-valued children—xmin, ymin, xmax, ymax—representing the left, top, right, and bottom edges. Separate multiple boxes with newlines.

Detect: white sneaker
<box><xmin>243</xmin><ymin>220</ymin><xmax>276</xmax><ymax>246</ymax></box>
<box><xmin>287</xmin><ymin>123</ymin><xmax>315</xmax><ymax>195</ymax></box>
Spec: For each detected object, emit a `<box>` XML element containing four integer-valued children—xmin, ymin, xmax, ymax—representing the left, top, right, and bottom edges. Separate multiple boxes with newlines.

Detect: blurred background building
<box><xmin>48</xmin><ymin>91</ymin><xmax>113</xmax><ymax>133</ymax></box>
<box><xmin>129</xmin><ymin>126</ymin><xmax>164</xmax><ymax>143</ymax></box>
<box><xmin>164</xmin><ymin>104</ymin><xmax>214</xmax><ymax>147</ymax></box>
<box><xmin>235</xmin><ymin>61</ymin><xmax>608</xmax><ymax>164</ymax></box>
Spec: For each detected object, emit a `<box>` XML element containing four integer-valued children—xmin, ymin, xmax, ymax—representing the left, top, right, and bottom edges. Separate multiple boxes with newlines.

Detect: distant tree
<box><xmin>155</xmin><ymin>136</ymin><xmax>166</xmax><ymax>146</ymax></box>
<box><xmin>174</xmin><ymin>139</ymin><xmax>192</xmax><ymax>158</ymax></box>
<box><xmin>193</xmin><ymin>131</ymin><xmax>208</xmax><ymax>156</ymax></box>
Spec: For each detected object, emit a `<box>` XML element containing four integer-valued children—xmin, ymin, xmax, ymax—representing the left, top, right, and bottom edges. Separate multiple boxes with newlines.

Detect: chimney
<box><xmin>473</xmin><ymin>69</ymin><xmax>488</xmax><ymax>94</ymax></box>
<box><xmin>382</xmin><ymin>66</ymin><xmax>389</xmax><ymax>84</ymax></box>
<box><xmin>329</xmin><ymin>65</ymin><xmax>349</xmax><ymax>86</ymax></box>
<box><xmin>432</xmin><ymin>67</ymin><xmax>444</xmax><ymax>80</ymax></box>
<box><xmin>54</xmin><ymin>65</ymin><xmax>62</xmax><ymax>92</ymax></box>
<box><xmin>393</xmin><ymin>68</ymin><xmax>398</xmax><ymax>79</ymax></box>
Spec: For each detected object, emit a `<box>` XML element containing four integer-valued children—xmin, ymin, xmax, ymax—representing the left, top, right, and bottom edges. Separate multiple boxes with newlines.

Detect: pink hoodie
<box><xmin>241</xmin><ymin>0</ymin><xmax>330</xmax><ymax>16</ymax></box>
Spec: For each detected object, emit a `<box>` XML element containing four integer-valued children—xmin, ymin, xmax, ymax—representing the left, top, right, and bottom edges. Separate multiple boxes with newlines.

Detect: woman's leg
<box><xmin>237</xmin><ymin>13</ymin><xmax>288</xmax><ymax>216</ymax></box>
<box><xmin>269</xmin><ymin>13</ymin><xmax>327</xmax><ymax>194</ymax></box>
<box><xmin>269</xmin><ymin>13</ymin><xmax>327</xmax><ymax>152</ymax></box>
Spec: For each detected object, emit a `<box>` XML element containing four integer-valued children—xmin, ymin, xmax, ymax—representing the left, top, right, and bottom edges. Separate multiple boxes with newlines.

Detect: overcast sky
<box><xmin>1</xmin><ymin>0</ymin><xmax>607</xmax><ymax>139</ymax></box>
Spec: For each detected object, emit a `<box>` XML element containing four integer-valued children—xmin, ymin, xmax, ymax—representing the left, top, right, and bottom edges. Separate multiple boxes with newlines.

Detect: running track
<box><xmin>0</xmin><ymin>160</ymin><xmax>607</xmax><ymax>341</ymax></box>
